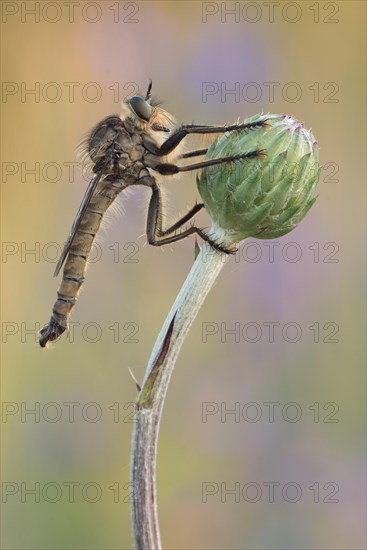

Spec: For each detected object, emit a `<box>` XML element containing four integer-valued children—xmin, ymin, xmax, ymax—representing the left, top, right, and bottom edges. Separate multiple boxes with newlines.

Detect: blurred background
<box><xmin>1</xmin><ymin>1</ymin><xmax>366</xmax><ymax>549</ymax></box>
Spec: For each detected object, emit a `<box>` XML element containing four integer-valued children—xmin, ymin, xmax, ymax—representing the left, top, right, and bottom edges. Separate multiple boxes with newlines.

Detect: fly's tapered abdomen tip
<box><xmin>39</xmin><ymin>336</ymin><xmax>48</xmax><ymax>348</ymax></box>
<box><xmin>39</xmin><ymin>318</ymin><xmax>67</xmax><ymax>347</ymax></box>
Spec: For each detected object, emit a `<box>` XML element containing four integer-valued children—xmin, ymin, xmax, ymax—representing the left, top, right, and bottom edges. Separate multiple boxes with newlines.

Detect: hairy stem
<box><xmin>130</xmin><ymin>241</ymin><xmax>229</xmax><ymax>549</ymax></box>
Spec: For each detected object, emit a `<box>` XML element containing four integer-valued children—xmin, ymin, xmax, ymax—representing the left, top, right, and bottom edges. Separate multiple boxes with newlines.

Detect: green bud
<box><xmin>197</xmin><ymin>114</ymin><xmax>320</xmax><ymax>244</ymax></box>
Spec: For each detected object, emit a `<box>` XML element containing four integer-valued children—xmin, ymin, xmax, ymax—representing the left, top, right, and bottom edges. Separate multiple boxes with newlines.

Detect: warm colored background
<box><xmin>1</xmin><ymin>1</ymin><xmax>366</xmax><ymax>549</ymax></box>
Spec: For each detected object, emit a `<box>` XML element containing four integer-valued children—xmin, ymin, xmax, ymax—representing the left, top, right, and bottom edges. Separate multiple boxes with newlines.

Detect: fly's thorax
<box><xmin>86</xmin><ymin>102</ymin><xmax>178</xmax><ymax>185</ymax></box>
<box><xmin>88</xmin><ymin>115</ymin><xmax>124</xmax><ymax>162</ymax></box>
<box><xmin>86</xmin><ymin>115</ymin><xmax>146</xmax><ymax>180</ymax></box>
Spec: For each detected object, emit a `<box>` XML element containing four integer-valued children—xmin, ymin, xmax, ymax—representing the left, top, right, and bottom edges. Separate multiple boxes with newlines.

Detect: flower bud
<box><xmin>197</xmin><ymin>114</ymin><xmax>320</xmax><ymax>244</ymax></box>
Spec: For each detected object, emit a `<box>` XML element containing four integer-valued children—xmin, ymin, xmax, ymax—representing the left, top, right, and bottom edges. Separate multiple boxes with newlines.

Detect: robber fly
<box><xmin>39</xmin><ymin>81</ymin><xmax>266</xmax><ymax>347</ymax></box>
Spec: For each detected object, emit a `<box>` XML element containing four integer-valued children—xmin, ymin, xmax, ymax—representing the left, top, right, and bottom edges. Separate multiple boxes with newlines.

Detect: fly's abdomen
<box><xmin>39</xmin><ymin>187</ymin><xmax>120</xmax><ymax>347</ymax></box>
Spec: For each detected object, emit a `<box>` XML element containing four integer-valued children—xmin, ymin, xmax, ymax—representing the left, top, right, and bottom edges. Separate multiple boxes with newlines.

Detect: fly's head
<box><xmin>123</xmin><ymin>80</ymin><xmax>176</xmax><ymax>136</ymax></box>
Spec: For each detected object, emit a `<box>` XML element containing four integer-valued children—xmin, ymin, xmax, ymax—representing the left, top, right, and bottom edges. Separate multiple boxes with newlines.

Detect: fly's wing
<box><xmin>53</xmin><ymin>165</ymin><xmax>107</xmax><ymax>277</ymax></box>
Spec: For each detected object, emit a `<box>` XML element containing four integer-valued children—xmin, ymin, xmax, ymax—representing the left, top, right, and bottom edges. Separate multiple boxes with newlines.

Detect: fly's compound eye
<box><xmin>128</xmin><ymin>96</ymin><xmax>152</xmax><ymax>122</ymax></box>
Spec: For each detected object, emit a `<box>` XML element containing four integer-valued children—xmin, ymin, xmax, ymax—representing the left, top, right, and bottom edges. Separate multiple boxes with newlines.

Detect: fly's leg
<box><xmin>143</xmin><ymin>119</ymin><xmax>269</xmax><ymax>156</ymax></box>
<box><xmin>145</xmin><ymin>147</ymin><xmax>265</xmax><ymax>253</ymax></box>
<box><xmin>158</xmin><ymin>202</ymin><xmax>205</xmax><ymax>235</ymax></box>
<box><xmin>146</xmin><ymin>183</ymin><xmax>234</xmax><ymax>255</ymax></box>
<box><xmin>152</xmin><ymin>149</ymin><xmax>265</xmax><ymax>176</ymax></box>
<box><xmin>148</xmin><ymin>195</ymin><xmax>204</xmax><ymax>235</ymax></box>
<box><xmin>180</xmin><ymin>148</ymin><xmax>208</xmax><ymax>159</ymax></box>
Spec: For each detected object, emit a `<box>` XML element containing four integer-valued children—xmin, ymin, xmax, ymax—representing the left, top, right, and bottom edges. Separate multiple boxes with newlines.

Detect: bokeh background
<box><xmin>1</xmin><ymin>1</ymin><xmax>366</xmax><ymax>549</ymax></box>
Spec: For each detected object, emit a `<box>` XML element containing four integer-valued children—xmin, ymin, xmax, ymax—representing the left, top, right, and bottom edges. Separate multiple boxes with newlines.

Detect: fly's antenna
<box><xmin>146</xmin><ymin>79</ymin><xmax>152</xmax><ymax>100</ymax></box>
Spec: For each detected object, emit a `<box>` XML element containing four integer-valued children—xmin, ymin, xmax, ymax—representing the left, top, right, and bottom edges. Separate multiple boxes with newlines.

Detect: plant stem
<box><xmin>131</xmin><ymin>241</ymin><xmax>229</xmax><ymax>549</ymax></box>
